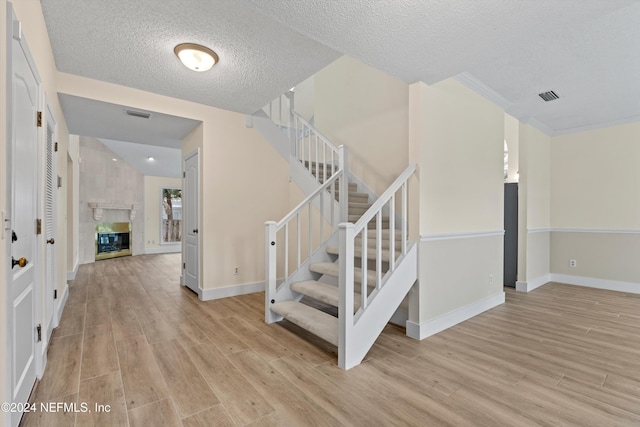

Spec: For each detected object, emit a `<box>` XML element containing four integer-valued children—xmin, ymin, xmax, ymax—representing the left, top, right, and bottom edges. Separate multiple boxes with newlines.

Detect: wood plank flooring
<box><xmin>22</xmin><ymin>253</ymin><xmax>640</xmax><ymax>426</ymax></box>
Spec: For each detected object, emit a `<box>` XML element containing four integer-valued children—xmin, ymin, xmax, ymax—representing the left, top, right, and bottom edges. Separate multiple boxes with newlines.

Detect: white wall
<box><xmin>408</xmin><ymin>79</ymin><xmax>505</xmax><ymax>336</ymax></box>
<box><xmin>144</xmin><ymin>175</ymin><xmax>181</xmax><ymax>254</ymax></box>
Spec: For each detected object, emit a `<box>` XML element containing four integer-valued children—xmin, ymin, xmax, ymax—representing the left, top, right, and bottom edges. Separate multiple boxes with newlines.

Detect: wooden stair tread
<box><xmin>270</xmin><ymin>300</ymin><xmax>338</xmax><ymax>346</ymax></box>
<box><xmin>291</xmin><ymin>280</ymin><xmax>362</xmax><ymax>311</ymax></box>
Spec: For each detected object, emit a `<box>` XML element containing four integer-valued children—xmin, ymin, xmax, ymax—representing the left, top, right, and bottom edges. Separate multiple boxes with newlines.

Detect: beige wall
<box><xmin>550</xmin><ymin>122</ymin><xmax>640</xmax><ymax>288</ymax></box>
<box><xmin>516</xmin><ymin>123</ymin><xmax>551</xmax><ymax>284</ymax></box>
<box><xmin>419</xmin><ymin>79</ymin><xmax>504</xmax><ymax>235</ymax></box>
<box><xmin>66</xmin><ymin>135</ymin><xmax>80</xmax><ymax>273</ymax></box>
<box><xmin>551</xmin><ymin>232</ymin><xmax>640</xmax><ymax>283</ymax></box>
<box><xmin>57</xmin><ymin>72</ymin><xmax>290</xmax><ymax>291</ymax></box>
<box><xmin>1</xmin><ymin>0</ymin><xmax>72</xmax><ymax>417</ymax></box>
<box><xmin>314</xmin><ymin>56</ymin><xmax>409</xmax><ymax>196</ymax></box>
<box><xmin>504</xmin><ymin>113</ymin><xmax>519</xmax><ymax>183</ymax></box>
<box><xmin>144</xmin><ymin>176</ymin><xmax>182</xmax><ymax>252</ymax></box>
<box><xmin>551</xmin><ymin>122</ymin><xmax>640</xmax><ymax>230</ymax></box>
<box><xmin>409</xmin><ymin>79</ymin><xmax>505</xmax><ymax>325</ymax></box>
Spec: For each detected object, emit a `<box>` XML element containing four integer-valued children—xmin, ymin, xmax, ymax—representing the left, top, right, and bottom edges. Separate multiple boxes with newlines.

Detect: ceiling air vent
<box><xmin>124</xmin><ymin>109</ymin><xmax>151</xmax><ymax>119</ymax></box>
<box><xmin>538</xmin><ymin>90</ymin><xmax>559</xmax><ymax>102</ymax></box>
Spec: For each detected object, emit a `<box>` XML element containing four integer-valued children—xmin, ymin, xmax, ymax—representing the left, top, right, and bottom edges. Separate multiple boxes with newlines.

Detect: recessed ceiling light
<box><xmin>147</xmin><ymin>156</ymin><xmax>155</xmax><ymax>161</ymax></box>
<box><xmin>174</xmin><ymin>43</ymin><xmax>218</xmax><ymax>72</ymax></box>
<box><xmin>112</xmin><ymin>158</ymin><xmax>118</xmax><ymax>162</ymax></box>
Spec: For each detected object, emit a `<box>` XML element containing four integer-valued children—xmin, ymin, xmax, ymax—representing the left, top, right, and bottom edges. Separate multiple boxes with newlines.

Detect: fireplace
<box><xmin>95</xmin><ymin>222</ymin><xmax>132</xmax><ymax>261</ymax></box>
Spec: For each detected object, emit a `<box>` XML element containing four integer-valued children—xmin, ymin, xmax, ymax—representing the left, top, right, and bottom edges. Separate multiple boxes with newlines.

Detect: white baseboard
<box><xmin>550</xmin><ymin>273</ymin><xmax>640</xmax><ymax>294</ymax></box>
<box><xmin>406</xmin><ymin>292</ymin><xmax>505</xmax><ymax>340</ymax></box>
<box><xmin>516</xmin><ymin>274</ymin><xmax>550</xmax><ymax>293</ymax></box>
<box><xmin>54</xmin><ymin>283</ymin><xmax>69</xmax><ymax>327</ymax></box>
<box><xmin>200</xmin><ymin>281</ymin><xmax>264</xmax><ymax>301</ymax></box>
<box><xmin>66</xmin><ymin>259</ymin><xmax>79</xmax><ymax>281</ymax></box>
<box><xmin>145</xmin><ymin>245</ymin><xmax>181</xmax><ymax>255</ymax></box>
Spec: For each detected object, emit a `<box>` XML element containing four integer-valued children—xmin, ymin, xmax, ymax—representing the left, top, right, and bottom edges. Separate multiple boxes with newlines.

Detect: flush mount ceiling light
<box><xmin>174</xmin><ymin>43</ymin><xmax>218</xmax><ymax>72</ymax></box>
<box><xmin>147</xmin><ymin>156</ymin><xmax>155</xmax><ymax>161</ymax></box>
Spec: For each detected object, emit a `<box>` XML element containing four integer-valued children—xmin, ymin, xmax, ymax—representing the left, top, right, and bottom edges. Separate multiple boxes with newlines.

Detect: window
<box><xmin>161</xmin><ymin>187</ymin><xmax>182</xmax><ymax>244</ymax></box>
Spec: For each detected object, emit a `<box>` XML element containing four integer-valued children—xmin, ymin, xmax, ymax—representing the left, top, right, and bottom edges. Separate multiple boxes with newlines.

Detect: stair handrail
<box><xmin>265</xmin><ymin>146</ymin><xmax>349</xmax><ymax>323</ymax></box>
<box><xmin>291</xmin><ymin>111</ymin><xmax>342</xmax><ymax>185</ymax></box>
<box><xmin>338</xmin><ymin>163</ymin><xmax>417</xmax><ymax>369</ymax></box>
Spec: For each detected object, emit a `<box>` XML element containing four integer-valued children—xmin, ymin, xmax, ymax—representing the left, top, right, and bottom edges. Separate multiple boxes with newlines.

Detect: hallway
<box><xmin>23</xmin><ymin>254</ymin><xmax>640</xmax><ymax>426</ymax></box>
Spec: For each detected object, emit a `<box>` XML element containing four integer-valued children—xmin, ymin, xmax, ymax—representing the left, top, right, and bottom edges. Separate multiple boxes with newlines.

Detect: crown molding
<box><xmin>453</xmin><ymin>72</ymin><xmax>513</xmax><ymax>110</ymax></box>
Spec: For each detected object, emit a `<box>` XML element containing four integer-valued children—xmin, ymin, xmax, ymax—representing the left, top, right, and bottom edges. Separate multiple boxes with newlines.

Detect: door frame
<box><xmin>181</xmin><ymin>148</ymin><xmax>200</xmax><ymax>295</ymax></box>
<box><xmin>42</xmin><ymin>97</ymin><xmax>57</xmax><ymax>351</ymax></box>
<box><xmin>5</xmin><ymin>5</ymin><xmax>44</xmax><ymax>425</ymax></box>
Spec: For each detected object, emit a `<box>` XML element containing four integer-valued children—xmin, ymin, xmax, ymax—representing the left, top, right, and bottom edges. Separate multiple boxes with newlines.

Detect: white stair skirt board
<box><xmin>406</xmin><ymin>292</ymin><xmax>505</xmax><ymax>340</ymax></box>
<box><xmin>550</xmin><ymin>274</ymin><xmax>640</xmax><ymax>295</ymax></box>
<box><xmin>145</xmin><ymin>245</ymin><xmax>181</xmax><ymax>255</ymax></box>
<box><xmin>516</xmin><ymin>274</ymin><xmax>551</xmax><ymax>293</ymax></box>
<box><xmin>55</xmin><ymin>283</ymin><xmax>70</xmax><ymax>328</ymax></box>
<box><xmin>200</xmin><ymin>281</ymin><xmax>265</xmax><ymax>301</ymax></box>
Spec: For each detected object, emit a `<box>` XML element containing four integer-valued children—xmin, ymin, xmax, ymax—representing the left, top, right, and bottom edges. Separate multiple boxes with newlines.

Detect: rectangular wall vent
<box><xmin>124</xmin><ymin>109</ymin><xmax>151</xmax><ymax>119</ymax></box>
<box><xmin>538</xmin><ymin>90</ymin><xmax>559</xmax><ymax>102</ymax></box>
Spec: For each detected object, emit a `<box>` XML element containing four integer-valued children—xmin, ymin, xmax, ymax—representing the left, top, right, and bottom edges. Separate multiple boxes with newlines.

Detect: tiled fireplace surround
<box><xmin>79</xmin><ymin>136</ymin><xmax>144</xmax><ymax>264</ymax></box>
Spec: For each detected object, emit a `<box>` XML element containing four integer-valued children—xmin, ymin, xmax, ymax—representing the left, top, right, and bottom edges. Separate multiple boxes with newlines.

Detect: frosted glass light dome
<box><xmin>174</xmin><ymin>43</ymin><xmax>218</xmax><ymax>72</ymax></box>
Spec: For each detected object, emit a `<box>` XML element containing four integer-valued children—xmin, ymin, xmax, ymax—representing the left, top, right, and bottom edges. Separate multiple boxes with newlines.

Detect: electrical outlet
<box><xmin>569</xmin><ymin>259</ymin><xmax>577</xmax><ymax>268</ymax></box>
<box><xmin>489</xmin><ymin>274</ymin><xmax>493</xmax><ymax>285</ymax></box>
<box><xmin>234</xmin><ymin>267</ymin><xmax>239</xmax><ymax>275</ymax></box>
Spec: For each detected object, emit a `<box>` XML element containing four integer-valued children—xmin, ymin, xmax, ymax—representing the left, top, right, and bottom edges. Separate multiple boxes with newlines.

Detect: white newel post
<box><xmin>265</xmin><ymin>221</ymin><xmax>279</xmax><ymax>323</ymax></box>
<box><xmin>338</xmin><ymin>222</ymin><xmax>355</xmax><ymax>369</ymax></box>
<box><xmin>338</xmin><ymin>145</ymin><xmax>348</xmax><ymax>222</ymax></box>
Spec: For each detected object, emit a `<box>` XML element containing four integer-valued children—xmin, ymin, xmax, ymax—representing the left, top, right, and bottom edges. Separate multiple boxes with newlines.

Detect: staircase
<box><xmin>259</xmin><ymin>91</ymin><xmax>418</xmax><ymax>370</ymax></box>
<box><xmin>270</xmin><ymin>178</ymin><xmax>394</xmax><ymax>345</ymax></box>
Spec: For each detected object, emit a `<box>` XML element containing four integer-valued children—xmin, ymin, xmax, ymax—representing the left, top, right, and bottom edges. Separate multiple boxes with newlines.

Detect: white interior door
<box><xmin>44</xmin><ymin>103</ymin><xmax>57</xmax><ymax>343</ymax></box>
<box><xmin>8</xmin><ymin>15</ymin><xmax>41</xmax><ymax>427</ymax></box>
<box><xmin>183</xmin><ymin>151</ymin><xmax>199</xmax><ymax>295</ymax></box>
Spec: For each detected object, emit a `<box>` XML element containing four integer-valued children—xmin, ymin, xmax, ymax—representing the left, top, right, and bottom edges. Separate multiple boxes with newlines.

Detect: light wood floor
<box><xmin>23</xmin><ymin>254</ymin><xmax>640</xmax><ymax>426</ymax></box>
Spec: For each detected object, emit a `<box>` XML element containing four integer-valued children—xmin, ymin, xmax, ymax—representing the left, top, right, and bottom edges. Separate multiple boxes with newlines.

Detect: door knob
<box><xmin>46</xmin><ymin>238</ymin><xmax>55</xmax><ymax>244</ymax></box>
<box><xmin>193</xmin><ymin>229</ymin><xmax>198</xmax><ymax>234</ymax></box>
<box><xmin>12</xmin><ymin>257</ymin><xmax>28</xmax><ymax>268</ymax></box>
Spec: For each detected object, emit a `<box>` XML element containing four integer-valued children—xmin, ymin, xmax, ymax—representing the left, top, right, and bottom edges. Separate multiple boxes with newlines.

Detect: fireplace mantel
<box><xmin>88</xmin><ymin>202</ymin><xmax>140</xmax><ymax>221</ymax></box>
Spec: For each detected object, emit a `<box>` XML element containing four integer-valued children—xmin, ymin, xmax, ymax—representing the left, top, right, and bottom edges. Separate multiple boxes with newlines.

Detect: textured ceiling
<box><xmin>41</xmin><ymin>0</ymin><xmax>340</xmax><ymax>114</ymax></box>
<box><xmin>42</xmin><ymin>0</ymin><xmax>640</xmax><ymax>135</ymax></box>
<box><xmin>242</xmin><ymin>0</ymin><xmax>640</xmax><ymax>133</ymax></box>
<box><xmin>99</xmin><ymin>139</ymin><xmax>181</xmax><ymax>178</ymax></box>
<box><xmin>59</xmin><ymin>94</ymin><xmax>201</xmax><ymax>148</ymax></box>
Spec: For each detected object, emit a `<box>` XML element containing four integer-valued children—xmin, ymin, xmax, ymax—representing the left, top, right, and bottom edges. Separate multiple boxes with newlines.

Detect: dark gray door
<box><xmin>503</xmin><ymin>183</ymin><xmax>518</xmax><ymax>287</ymax></box>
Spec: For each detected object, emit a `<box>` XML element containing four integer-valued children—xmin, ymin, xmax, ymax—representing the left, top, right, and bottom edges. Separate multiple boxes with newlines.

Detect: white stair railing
<box><xmin>265</xmin><ymin>146</ymin><xmax>349</xmax><ymax>323</ymax></box>
<box><xmin>263</xmin><ymin>91</ymin><xmax>293</xmax><ymax>132</ymax></box>
<box><xmin>291</xmin><ymin>112</ymin><xmax>341</xmax><ymax>184</ymax></box>
<box><xmin>338</xmin><ymin>164</ymin><xmax>417</xmax><ymax>369</ymax></box>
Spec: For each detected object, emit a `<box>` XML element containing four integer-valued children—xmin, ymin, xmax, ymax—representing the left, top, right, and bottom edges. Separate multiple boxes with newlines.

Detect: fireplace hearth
<box><xmin>95</xmin><ymin>222</ymin><xmax>132</xmax><ymax>261</ymax></box>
